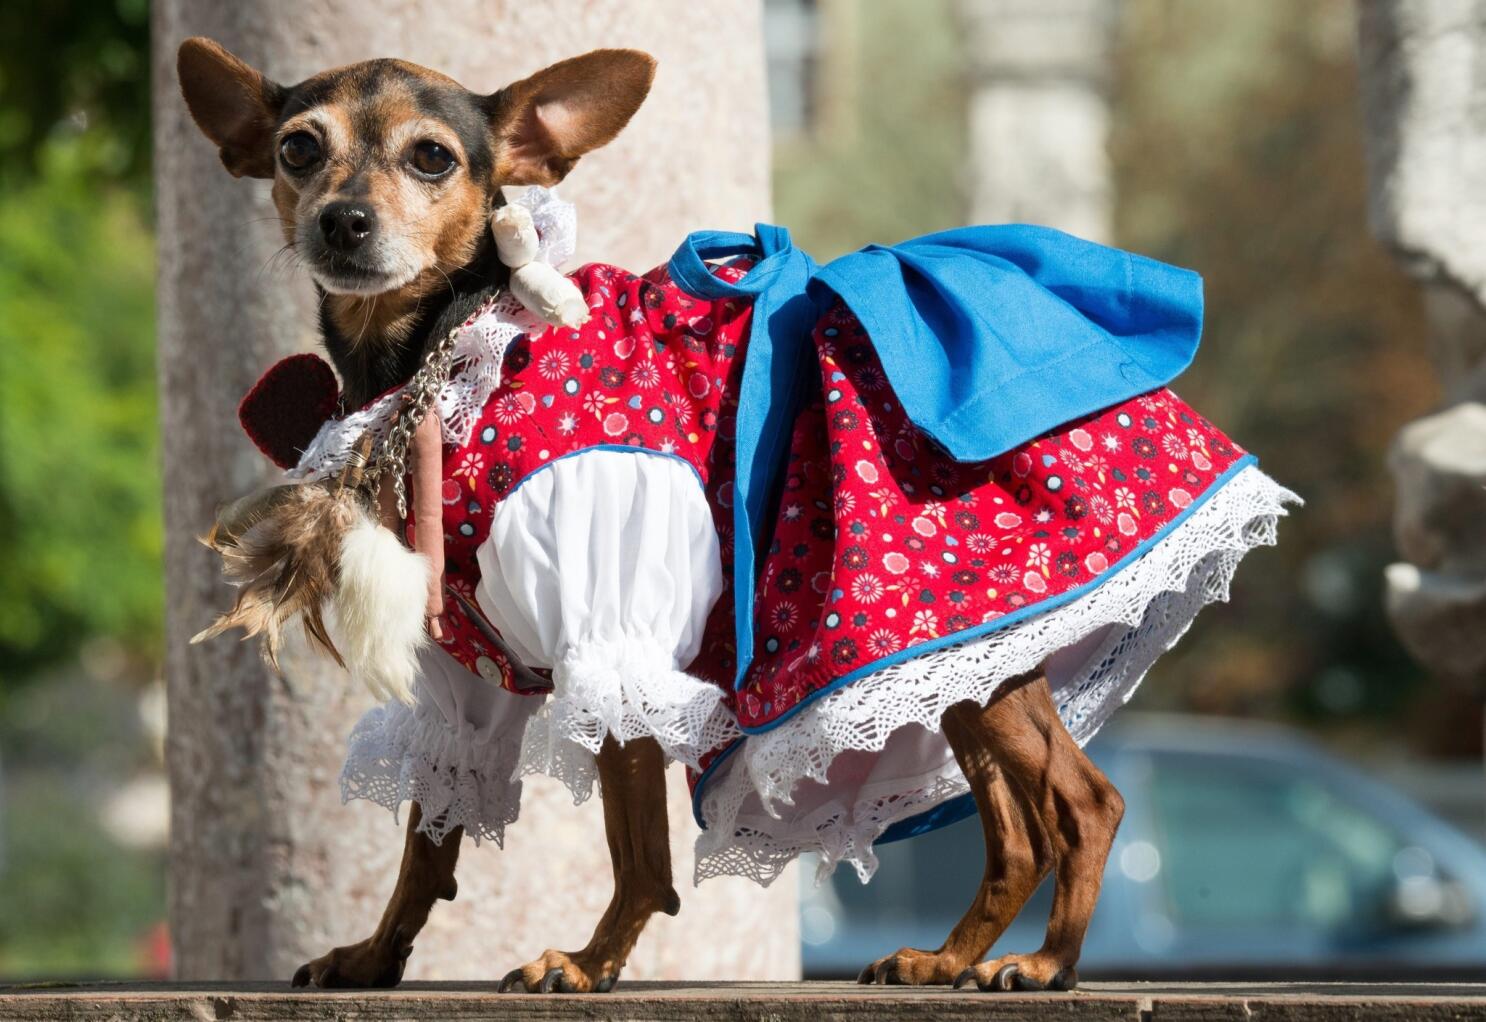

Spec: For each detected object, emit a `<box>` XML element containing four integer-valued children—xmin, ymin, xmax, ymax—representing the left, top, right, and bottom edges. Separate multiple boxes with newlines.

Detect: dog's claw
<box><xmin>291</xmin><ymin>964</ymin><xmax>312</xmax><ymax>988</ymax></box>
<box><xmin>1013</xmin><ymin>967</ymin><xmax>1046</xmax><ymax>990</ymax></box>
<box><xmin>594</xmin><ymin>975</ymin><xmax>618</xmax><ymax>994</ymax></box>
<box><xmin>498</xmin><ymin>968</ymin><xmax>526</xmax><ymax>993</ymax></box>
<box><xmin>955</xmin><ymin>959</ymin><xmax>1077</xmax><ymax>994</ymax></box>
<box><xmin>539</xmin><ymin>967</ymin><xmax>567</xmax><ymax>994</ymax></box>
<box><xmin>856</xmin><ymin>963</ymin><xmax>874</xmax><ymax>985</ymax></box>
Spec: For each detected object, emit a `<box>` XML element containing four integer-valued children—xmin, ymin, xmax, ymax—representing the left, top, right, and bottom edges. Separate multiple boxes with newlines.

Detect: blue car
<box><xmin>800</xmin><ymin>714</ymin><xmax>1486</xmax><ymax>978</ymax></box>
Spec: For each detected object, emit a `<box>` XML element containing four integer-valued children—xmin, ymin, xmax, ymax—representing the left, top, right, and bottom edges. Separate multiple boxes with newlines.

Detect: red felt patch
<box><xmin>238</xmin><ymin>354</ymin><xmax>340</xmax><ymax>469</ymax></box>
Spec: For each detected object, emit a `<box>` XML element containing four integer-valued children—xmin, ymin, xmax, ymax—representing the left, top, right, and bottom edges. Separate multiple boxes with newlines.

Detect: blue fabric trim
<box><xmin>670</xmin><ymin>226</ymin><xmax>820</xmax><ymax>691</ymax></box>
<box><xmin>503</xmin><ymin>444</ymin><xmax>705</xmax><ymax>502</ymax></box>
<box><xmin>689</xmin><ymin>455</ymin><xmax>1258</xmax><ymax>833</ymax></box>
<box><xmin>876</xmin><ymin>792</ymin><xmax>978</xmax><ymax>845</ymax></box>
<box><xmin>689</xmin><ymin>737</ymin><xmax>742</xmax><ymax>831</ymax></box>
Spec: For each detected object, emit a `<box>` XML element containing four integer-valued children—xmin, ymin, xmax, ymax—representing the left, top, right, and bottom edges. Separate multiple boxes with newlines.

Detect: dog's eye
<box><xmin>279</xmin><ymin>132</ymin><xmax>322</xmax><ymax>172</ymax></box>
<box><xmin>410</xmin><ymin>141</ymin><xmax>456</xmax><ymax>178</ymax></box>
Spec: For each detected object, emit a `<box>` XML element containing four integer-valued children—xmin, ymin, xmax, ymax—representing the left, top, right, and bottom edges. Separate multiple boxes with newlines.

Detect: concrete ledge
<box><xmin>2</xmin><ymin>981</ymin><xmax>1485</xmax><ymax>1021</ymax></box>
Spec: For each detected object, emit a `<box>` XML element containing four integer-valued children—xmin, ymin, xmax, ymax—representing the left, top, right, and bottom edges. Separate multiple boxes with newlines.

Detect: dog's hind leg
<box><xmin>291</xmin><ymin>802</ymin><xmax>461</xmax><ymax>988</ymax></box>
<box><xmin>499</xmin><ymin>734</ymin><xmax>678</xmax><ymax>994</ymax></box>
<box><xmin>857</xmin><ymin>677</ymin><xmax>1051</xmax><ymax>985</ymax></box>
<box><xmin>954</xmin><ymin>671</ymin><xmax>1124</xmax><ymax>993</ymax></box>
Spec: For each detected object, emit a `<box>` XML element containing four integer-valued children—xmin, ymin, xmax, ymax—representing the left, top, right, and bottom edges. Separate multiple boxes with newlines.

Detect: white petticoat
<box><xmin>341</xmin><ymin>452</ymin><xmax>1297</xmax><ymax>879</ymax></box>
<box><xmin>342</xmin><ymin>448</ymin><xmax>740</xmax><ymax>845</ymax></box>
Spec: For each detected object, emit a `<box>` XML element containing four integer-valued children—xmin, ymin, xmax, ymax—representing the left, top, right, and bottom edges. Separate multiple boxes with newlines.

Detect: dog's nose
<box><xmin>318</xmin><ymin>202</ymin><xmax>376</xmax><ymax>252</ymax></box>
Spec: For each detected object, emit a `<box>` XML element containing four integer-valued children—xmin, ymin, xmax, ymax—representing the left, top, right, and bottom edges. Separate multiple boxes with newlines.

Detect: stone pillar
<box><xmin>956</xmin><ymin>0</ymin><xmax>1120</xmax><ymax>243</ymax></box>
<box><xmin>1358</xmin><ymin>1</ymin><xmax>1486</xmax><ymax>695</ymax></box>
<box><xmin>154</xmin><ymin>0</ymin><xmax>797</xmax><ymax>982</ymax></box>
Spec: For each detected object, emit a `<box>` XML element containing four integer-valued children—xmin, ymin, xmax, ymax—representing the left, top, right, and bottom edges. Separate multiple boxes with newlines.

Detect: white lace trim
<box><xmin>694</xmin><ymin>465</ymin><xmax>1300</xmax><ymax>887</ymax></box>
<box><xmin>287</xmin><ymin>187</ymin><xmax>577</xmax><ymax>483</ymax></box>
<box><xmin>341</xmin><ymin>635</ymin><xmax>743</xmax><ymax>834</ymax></box>
<box><xmin>340</xmin><ymin>699</ymin><xmax>526</xmax><ymax>847</ymax></box>
<box><xmin>514</xmin><ymin>635</ymin><xmax>742</xmax><ymax>803</ymax></box>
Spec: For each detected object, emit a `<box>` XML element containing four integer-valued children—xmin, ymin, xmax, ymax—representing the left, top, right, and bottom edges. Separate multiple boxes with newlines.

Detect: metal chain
<box><xmin>364</xmin><ymin>314</ymin><xmax>466</xmax><ymax>519</ymax></box>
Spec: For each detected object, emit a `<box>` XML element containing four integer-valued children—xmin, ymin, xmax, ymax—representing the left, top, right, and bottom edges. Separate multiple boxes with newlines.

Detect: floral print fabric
<box><xmin>702</xmin><ymin>299</ymin><xmax>1248</xmax><ymax>734</ymax></box>
<box><xmin>414</xmin><ymin>261</ymin><xmax>755</xmax><ymax>686</ymax></box>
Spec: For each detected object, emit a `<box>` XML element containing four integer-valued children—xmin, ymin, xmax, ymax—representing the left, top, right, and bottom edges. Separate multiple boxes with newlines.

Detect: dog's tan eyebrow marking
<box><xmin>384</xmin><ymin>117</ymin><xmax>468</xmax><ymax>163</ymax></box>
<box><xmin>276</xmin><ymin>106</ymin><xmax>353</xmax><ymax>157</ymax></box>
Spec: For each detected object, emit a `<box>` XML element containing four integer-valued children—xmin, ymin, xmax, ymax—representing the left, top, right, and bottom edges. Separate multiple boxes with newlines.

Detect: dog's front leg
<box><xmin>292</xmin><ymin>803</ymin><xmax>461</xmax><ymax>988</ymax></box>
<box><xmin>499</xmin><ymin>735</ymin><xmax>679</xmax><ymax>994</ymax></box>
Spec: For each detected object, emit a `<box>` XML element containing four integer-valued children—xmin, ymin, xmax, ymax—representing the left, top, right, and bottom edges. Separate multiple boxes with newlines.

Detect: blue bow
<box><xmin>670</xmin><ymin>225</ymin><xmax>820</xmax><ymax>689</ymax></box>
<box><xmin>669</xmin><ymin>223</ymin><xmax>1204</xmax><ymax>689</ymax></box>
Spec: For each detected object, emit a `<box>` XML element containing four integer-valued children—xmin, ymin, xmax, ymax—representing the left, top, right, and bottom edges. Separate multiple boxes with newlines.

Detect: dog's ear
<box><xmin>177</xmin><ymin>37</ymin><xmax>286</xmax><ymax>179</ymax></box>
<box><xmin>488</xmin><ymin>49</ymin><xmax>656</xmax><ymax>187</ymax></box>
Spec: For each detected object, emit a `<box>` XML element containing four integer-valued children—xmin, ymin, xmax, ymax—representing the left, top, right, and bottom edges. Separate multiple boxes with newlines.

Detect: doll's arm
<box><xmin>412</xmin><ymin>413</ymin><xmax>447</xmax><ymax>639</ymax></box>
<box><xmin>491</xmin><ymin>203</ymin><xmax>589</xmax><ymax>328</ymax></box>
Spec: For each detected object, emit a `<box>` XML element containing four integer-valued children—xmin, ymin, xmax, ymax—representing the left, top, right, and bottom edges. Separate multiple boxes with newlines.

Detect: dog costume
<box><xmin>233</xmin><ymin>189</ymin><xmax>1297</xmax><ymax>885</ymax></box>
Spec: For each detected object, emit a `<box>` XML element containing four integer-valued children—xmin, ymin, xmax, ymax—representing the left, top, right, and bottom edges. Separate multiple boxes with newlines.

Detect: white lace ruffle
<box><xmin>341</xmin><ymin>697</ymin><xmax>526</xmax><ymax>847</ymax></box>
<box><xmin>514</xmin><ymin>636</ymin><xmax>742</xmax><ymax>803</ymax></box>
<box><xmin>694</xmin><ymin>464</ymin><xmax>1300</xmax><ymax>887</ymax></box>
<box><xmin>287</xmin><ymin>187</ymin><xmax>576</xmax><ymax>483</ymax></box>
<box><xmin>341</xmin><ymin>637</ymin><xmax>740</xmax><ymax>832</ymax></box>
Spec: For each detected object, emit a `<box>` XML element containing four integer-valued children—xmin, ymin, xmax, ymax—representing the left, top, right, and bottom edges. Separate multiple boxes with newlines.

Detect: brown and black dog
<box><xmin>177</xmin><ymin>38</ymin><xmax>1125</xmax><ymax>994</ymax></box>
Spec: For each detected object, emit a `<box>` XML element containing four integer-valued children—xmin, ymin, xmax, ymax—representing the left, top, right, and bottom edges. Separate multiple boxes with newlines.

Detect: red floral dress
<box><xmin>696</xmin><ymin>298</ymin><xmax>1248</xmax><ymax>731</ymax></box>
<box><xmin>416</xmin><ymin>261</ymin><xmax>754</xmax><ymax>687</ymax></box>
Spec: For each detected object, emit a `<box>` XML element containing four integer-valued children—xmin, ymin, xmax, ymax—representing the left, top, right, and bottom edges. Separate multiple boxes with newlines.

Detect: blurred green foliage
<box><xmin>0</xmin><ymin>146</ymin><xmax>162</xmax><ymax>678</ymax></box>
<box><xmin>0</xmin><ymin>0</ymin><xmax>162</xmax><ymax>982</ymax></box>
<box><xmin>0</xmin><ymin>0</ymin><xmax>159</xmax><ymax>681</ymax></box>
<box><xmin>0</xmin><ymin>0</ymin><xmax>151</xmax><ymax>187</ymax></box>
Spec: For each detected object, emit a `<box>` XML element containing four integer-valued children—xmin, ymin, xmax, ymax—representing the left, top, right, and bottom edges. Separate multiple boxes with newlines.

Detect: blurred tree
<box><xmin>1110</xmin><ymin>0</ymin><xmax>1444</xmax><ymax>743</ymax></box>
<box><xmin>0</xmin><ymin>0</ymin><xmax>151</xmax><ymax>187</ymax></box>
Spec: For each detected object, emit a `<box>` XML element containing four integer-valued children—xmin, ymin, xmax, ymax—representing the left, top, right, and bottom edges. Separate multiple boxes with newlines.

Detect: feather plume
<box><xmin>192</xmin><ymin>483</ymin><xmax>365</xmax><ymax>671</ymax></box>
<box><xmin>193</xmin><ymin>475</ymin><xmax>431</xmax><ymax>705</ymax></box>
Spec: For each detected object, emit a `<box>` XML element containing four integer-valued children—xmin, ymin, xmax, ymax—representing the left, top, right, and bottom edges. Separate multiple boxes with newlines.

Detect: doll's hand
<box><xmin>426</xmin><ymin>574</ymin><xmax>445</xmax><ymax>640</ymax></box>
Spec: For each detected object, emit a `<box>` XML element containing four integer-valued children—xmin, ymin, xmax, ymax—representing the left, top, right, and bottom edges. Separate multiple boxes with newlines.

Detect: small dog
<box><xmin>177</xmin><ymin>38</ymin><xmax>1265</xmax><ymax>996</ymax></box>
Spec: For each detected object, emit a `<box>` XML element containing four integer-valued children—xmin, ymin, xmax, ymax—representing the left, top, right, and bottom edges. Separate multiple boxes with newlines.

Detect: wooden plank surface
<box><xmin>3</xmin><ymin>981</ymin><xmax>1485</xmax><ymax>1021</ymax></box>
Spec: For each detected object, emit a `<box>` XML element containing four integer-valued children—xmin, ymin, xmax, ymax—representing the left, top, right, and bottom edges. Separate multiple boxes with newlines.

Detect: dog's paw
<box><xmin>290</xmin><ymin>929</ymin><xmax>413</xmax><ymax>989</ymax></box>
<box><xmin>857</xmin><ymin>947</ymin><xmax>966</xmax><ymax>986</ymax></box>
<box><xmin>953</xmin><ymin>953</ymin><xmax>1077</xmax><ymax>993</ymax></box>
<box><xmin>497</xmin><ymin>949</ymin><xmax>617</xmax><ymax>994</ymax></box>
